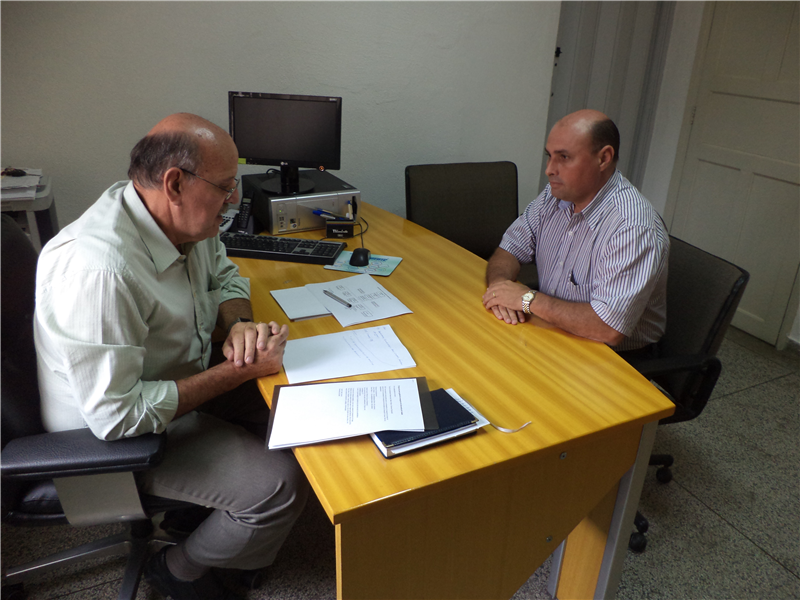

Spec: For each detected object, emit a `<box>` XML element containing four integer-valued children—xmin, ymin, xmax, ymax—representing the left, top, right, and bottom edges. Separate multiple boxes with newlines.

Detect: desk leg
<box><xmin>548</xmin><ymin>420</ymin><xmax>657</xmax><ymax>600</ymax></box>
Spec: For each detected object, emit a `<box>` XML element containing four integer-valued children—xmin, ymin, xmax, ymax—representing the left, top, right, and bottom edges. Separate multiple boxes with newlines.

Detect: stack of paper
<box><xmin>371</xmin><ymin>388</ymin><xmax>489</xmax><ymax>458</ymax></box>
<box><xmin>1</xmin><ymin>169</ymin><xmax>42</xmax><ymax>201</ymax></box>
<box><xmin>267</xmin><ymin>377</ymin><xmax>435</xmax><ymax>449</ymax></box>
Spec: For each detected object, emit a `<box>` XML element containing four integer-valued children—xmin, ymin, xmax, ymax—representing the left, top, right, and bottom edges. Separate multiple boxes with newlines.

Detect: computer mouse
<box><xmin>349</xmin><ymin>247</ymin><xmax>371</xmax><ymax>267</ymax></box>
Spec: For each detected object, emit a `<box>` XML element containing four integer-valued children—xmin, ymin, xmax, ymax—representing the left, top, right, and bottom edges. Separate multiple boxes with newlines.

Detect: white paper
<box><xmin>271</xmin><ymin>287</ymin><xmax>331</xmax><ymax>321</ymax></box>
<box><xmin>283</xmin><ymin>324</ymin><xmax>416</xmax><ymax>384</ymax></box>
<box><xmin>305</xmin><ymin>273</ymin><xmax>412</xmax><ymax>327</ymax></box>
<box><xmin>0</xmin><ymin>188</ymin><xmax>37</xmax><ymax>201</ymax></box>
<box><xmin>268</xmin><ymin>378</ymin><xmax>425</xmax><ymax>449</ymax></box>
<box><xmin>0</xmin><ymin>174</ymin><xmax>41</xmax><ymax>190</ymax></box>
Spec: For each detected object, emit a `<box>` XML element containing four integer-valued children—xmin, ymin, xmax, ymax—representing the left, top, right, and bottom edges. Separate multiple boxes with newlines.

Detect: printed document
<box><xmin>283</xmin><ymin>324</ymin><xmax>416</xmax><ymax>384</ymax></box>
<box><xmin>268</xmin><ymin>378</ymin><xmax>425</xmax><ymax>449</ymax></box>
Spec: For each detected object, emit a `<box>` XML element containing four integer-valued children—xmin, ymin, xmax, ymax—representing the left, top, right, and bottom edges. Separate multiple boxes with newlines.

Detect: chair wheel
<box><xmin>656</xmin><ymin>466</ymin><xmax>673</xmax><ymax>483</ymax></box>
<box><xmin>239</xmin><ymin>569</ymin><xmax>265</xmax><ymax>590</ymax></box>
<box><xmin>1</xmin><ymin>583</ymin><xmax>27</xmax><ymax>600</ymax></box>
<box><xmin>629</xmin><ymin>532</ymin><xmax>647</xmax><ymax>553</ymax></box>
<box><xmin>633</xmin><ymin>512</ymin><xmax>649</xmax><ymax>534</ymax></box>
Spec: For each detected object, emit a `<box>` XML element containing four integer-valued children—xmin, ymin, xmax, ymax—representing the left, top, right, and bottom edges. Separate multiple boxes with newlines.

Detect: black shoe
<box><xmin>144</xmin><ymin>548</ymin><xmax>244</xmax><ymax>600</ymax></box>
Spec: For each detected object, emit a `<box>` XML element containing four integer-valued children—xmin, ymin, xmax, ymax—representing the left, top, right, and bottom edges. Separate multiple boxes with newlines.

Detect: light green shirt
<box><xmin>34</xmin><ymin>181</ymin><xmax>250</xmax><ymax>440</ymax></box>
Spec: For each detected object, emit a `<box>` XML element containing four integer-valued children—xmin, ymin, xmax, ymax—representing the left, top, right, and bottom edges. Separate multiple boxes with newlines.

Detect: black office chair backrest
<box><xmin>1</xmin><ymin>214</ymin><xmax>45</xmax><ymax>445</ymax></box>
<box><xmin>405</xmin><ymin>161</ymin><xmax>519</xmax><ymax>260</ymax></box>
<box><xmin>660</xmin><ymin>236</ymin><xmax>749</xmax><ymax>359</ymax></box>
<box><xmin>0</xmin><ymin>214</ymin><xmax>44</xmax><ymax>518</ymax></box>
<box><xmin>657</xmin><ymin>236</ymin><xmax>749</xmax><ymax>407</ymax></box>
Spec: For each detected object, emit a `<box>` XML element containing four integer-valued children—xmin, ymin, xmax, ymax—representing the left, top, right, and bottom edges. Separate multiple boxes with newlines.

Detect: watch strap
<box><xmin>227</xmin><ymin>317</ymin><xmax>252</xmax><ymax>334</ymax></box>
<box><xmin>522</xmin><ymin>290</ymin><xmax>537</xmax><ymax>315</ymax></box>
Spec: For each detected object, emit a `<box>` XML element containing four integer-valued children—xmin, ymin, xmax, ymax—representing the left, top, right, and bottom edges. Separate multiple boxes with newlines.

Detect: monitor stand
<box><xmin>261</xmin><ymin>166</ymin><xmax>315</xmax><ymax>195</ymax></box>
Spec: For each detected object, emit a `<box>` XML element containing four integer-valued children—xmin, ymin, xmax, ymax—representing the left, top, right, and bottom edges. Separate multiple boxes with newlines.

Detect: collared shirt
<box><xmin>500</xmin><ymin>170</ymin><xmax>669</xmax><ymax>351</ymax></box>
<box><xmin>34</xmin><ymin>181</ymin><xmax>250</xmax><ymax>440</ymax></box>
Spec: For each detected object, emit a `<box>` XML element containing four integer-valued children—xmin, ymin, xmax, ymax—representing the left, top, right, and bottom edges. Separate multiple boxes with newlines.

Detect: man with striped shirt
<box><xmin>482</xmin><ymin>109</ymin><xmax>668</xmax><ymax>354</ymax></box>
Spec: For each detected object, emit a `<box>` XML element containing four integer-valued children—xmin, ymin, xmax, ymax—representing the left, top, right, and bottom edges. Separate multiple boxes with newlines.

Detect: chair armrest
<box><xmin>1</xmin><ymin>428</ymin><xmax>166</xmax><ymax>481</ymax></box>
<box><xmin>627</xmin><ymin>353</ymin><xmax>718</xmax><ymax>380</ymax></box>
<box><xmin>630</xmin><ymin>354</ymin><xmax>722</xmax><ymax>422</ymax></box>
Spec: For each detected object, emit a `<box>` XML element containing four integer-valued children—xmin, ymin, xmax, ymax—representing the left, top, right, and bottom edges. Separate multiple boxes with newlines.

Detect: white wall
<box><xmin>1</xmin><ymin>2</ymin><xmax>560</xmax><ymax>226</ymax></box>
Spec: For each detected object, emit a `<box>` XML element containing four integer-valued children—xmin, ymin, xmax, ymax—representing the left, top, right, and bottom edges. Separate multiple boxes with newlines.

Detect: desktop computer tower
<box><xmin>242</xmin><ymin>170</ymin><xmax>360</xmax><ymax>235</ymax></box>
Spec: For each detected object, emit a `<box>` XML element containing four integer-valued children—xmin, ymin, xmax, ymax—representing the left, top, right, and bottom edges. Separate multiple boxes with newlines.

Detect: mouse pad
<box><xmin>324</xmin><ymin>251</ymin><xmax>402</xmax><ymax>276</ymax></box>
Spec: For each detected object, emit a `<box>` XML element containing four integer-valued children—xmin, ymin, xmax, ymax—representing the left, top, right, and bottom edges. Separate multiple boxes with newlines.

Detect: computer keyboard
<box><xmin>220</xmin><ymin>231</ymin><xmax>345</xmax><ymax>265</ymax></box>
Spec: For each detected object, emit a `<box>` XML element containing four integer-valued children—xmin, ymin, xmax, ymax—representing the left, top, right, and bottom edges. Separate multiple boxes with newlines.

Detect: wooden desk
<box><xmin>231</xmin><ymin>203</ymin><xmax>674</xmax><ymax>600</ymax></box>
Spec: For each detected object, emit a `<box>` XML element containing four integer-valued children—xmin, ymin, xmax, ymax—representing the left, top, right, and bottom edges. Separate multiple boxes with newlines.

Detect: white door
<box><xmin>670</xmin><ymin>1</ymin><xmax>800</xmax><ymax>345</ymax></box>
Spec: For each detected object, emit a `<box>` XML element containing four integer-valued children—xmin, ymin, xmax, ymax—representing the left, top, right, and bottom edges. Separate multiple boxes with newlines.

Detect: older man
<box><xmin>482</xmin><ymin>109</ymin><xmax>669</xmax><ymax>355</ymax></box>
<box><xmin>34</xmin><ymin>113</ymin><xmax>309</xmax><ymax>599</ymax></box>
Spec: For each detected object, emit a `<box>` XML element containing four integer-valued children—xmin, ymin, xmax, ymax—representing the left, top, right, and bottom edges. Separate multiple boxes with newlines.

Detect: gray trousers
<box><xmin>139</xmin><ymin>379</ymin><xmax>310</xmax><ymax>570</ymax></box>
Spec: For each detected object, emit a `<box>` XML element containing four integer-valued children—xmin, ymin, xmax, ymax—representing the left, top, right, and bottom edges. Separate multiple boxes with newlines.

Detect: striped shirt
<box><xmin>500</xmin><ymin>170</ymin><xmax>668</xmax><ymax>351</ymax></box>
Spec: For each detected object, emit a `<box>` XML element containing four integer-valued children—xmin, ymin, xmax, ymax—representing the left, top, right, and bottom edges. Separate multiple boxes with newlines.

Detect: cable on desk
<box><xmin>356</xmin><ymin>217</ymin><xmax>369</xmax><ymax>247</ymax></box>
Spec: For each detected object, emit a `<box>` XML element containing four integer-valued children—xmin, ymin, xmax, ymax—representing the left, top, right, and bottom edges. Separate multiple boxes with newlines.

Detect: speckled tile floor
<box><xmin>3</xmin><ymin>328</ymin><xmax>798</xmax><ymax>599</ymax></box>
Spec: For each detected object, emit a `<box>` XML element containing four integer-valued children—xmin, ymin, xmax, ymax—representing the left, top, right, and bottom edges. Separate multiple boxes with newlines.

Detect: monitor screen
<box><xmin>229</xmin><ymin>92</ymin><xmax>342</xmax><ymax>194</ymax></box>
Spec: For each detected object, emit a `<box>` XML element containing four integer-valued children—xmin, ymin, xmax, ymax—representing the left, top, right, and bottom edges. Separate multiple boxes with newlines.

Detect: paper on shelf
<box><xmin>0</xmin><ymin>174</ymin><xmax>41</xmax><ymax>190</ymax></box>
<box><xmin>1</xmin><ymin>188</ymin><xmax>37</xmax><ymax>201</ymax></box>
<box><xmin>283</xmin><ymin>324</ymin><xmax>416</xmax><ymax>384</ymax></box>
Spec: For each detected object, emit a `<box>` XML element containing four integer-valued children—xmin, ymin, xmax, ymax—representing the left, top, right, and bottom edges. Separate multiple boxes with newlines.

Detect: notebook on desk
<box><xmin>371</xmin><ymin>388</ymin><xmax>480</xmax><ymax>458</ymax></box>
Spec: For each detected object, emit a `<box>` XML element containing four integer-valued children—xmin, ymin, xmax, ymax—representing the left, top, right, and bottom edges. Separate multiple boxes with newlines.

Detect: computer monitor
<box><xmin>229</xmin><ymin>91</ymin><xmax>342</xmax><ymax>195</ymax></box>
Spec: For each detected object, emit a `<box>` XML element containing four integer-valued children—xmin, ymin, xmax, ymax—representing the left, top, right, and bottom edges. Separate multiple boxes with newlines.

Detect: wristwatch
<box><xmin>521</xmin><ymin>290</ymin><xmax>537</xmax><ymax>315</ymax></box>
<box><xmin>227</xmin><ymin>317</ymin><xmax>252</xmax><ymax>334</ymax></box>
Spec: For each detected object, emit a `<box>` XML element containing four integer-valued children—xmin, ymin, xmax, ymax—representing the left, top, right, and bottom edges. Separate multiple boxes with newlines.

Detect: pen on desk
<box><xmin>323</xmin><ymin>289</ymin><xmax>352</xmax><ymax>308</ymax></box>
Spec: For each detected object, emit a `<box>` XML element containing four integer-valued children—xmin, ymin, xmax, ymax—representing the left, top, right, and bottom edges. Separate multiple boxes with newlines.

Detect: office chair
<box><xmin>405</xmin><ymin>161</ymin><xmax>521</xmax><ymax>261</ymax></box>
<box><xmin>0</xmin><ymin>214</ymin><xmax>191</xmax><ymax>600</ymax></box>
<box><xmin>625</xmin><ymin>236</ymin><xmax>749</xmax><ymax>552</ymax></box>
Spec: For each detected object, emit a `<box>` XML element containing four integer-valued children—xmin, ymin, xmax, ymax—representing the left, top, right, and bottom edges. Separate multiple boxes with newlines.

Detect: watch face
<box><xmin>523</xmin><ymin>291</ymin><xmax>534</xmax><ymax>302</ymax></box>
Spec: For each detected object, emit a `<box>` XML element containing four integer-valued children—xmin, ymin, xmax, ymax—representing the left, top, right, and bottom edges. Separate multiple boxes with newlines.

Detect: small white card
<box><xmin>270</xmin><ymin>288</ymin><xmax>331</xmax><ymax>321</ymax></box>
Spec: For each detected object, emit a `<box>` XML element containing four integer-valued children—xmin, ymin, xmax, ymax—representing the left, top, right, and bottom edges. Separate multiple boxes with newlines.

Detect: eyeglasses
<box><xmin>179</xmin><ymin>168</ymin><xmax>239</xmax><ymax>201</ymax></box>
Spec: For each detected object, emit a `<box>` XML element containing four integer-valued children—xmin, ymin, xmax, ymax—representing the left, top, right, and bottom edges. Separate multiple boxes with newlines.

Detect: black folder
<box><xmin>371</xmin><ymin>388</ymin><xmax>480</xmax><ymax>458</ymax></box>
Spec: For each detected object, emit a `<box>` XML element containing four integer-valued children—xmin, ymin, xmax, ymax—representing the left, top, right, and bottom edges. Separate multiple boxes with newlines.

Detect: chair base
<box><xmin>629</xmin><ymin>511</ymin><xmax>649</xmax><ymax>553</ymax></box>
<box><xmin>650</xmin><ymin>453</ymin><xmax>674</xmax><ymax>483</ymax></box>
<box><xmin>2</xmin><ymin>519</ymin><xmax>175</xmax><ymax>600</ymax></box>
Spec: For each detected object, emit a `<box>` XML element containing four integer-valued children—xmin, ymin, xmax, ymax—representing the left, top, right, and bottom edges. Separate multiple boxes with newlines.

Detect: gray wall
<box><xmin>1</xmin><ymin>2</ymin><xmax>560</xmax><ymax>226</ymax></box>
<box><xmin>641</xmin><ymin>1</ymin><xmax>705</xmax><ymax>216</ymax></box>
